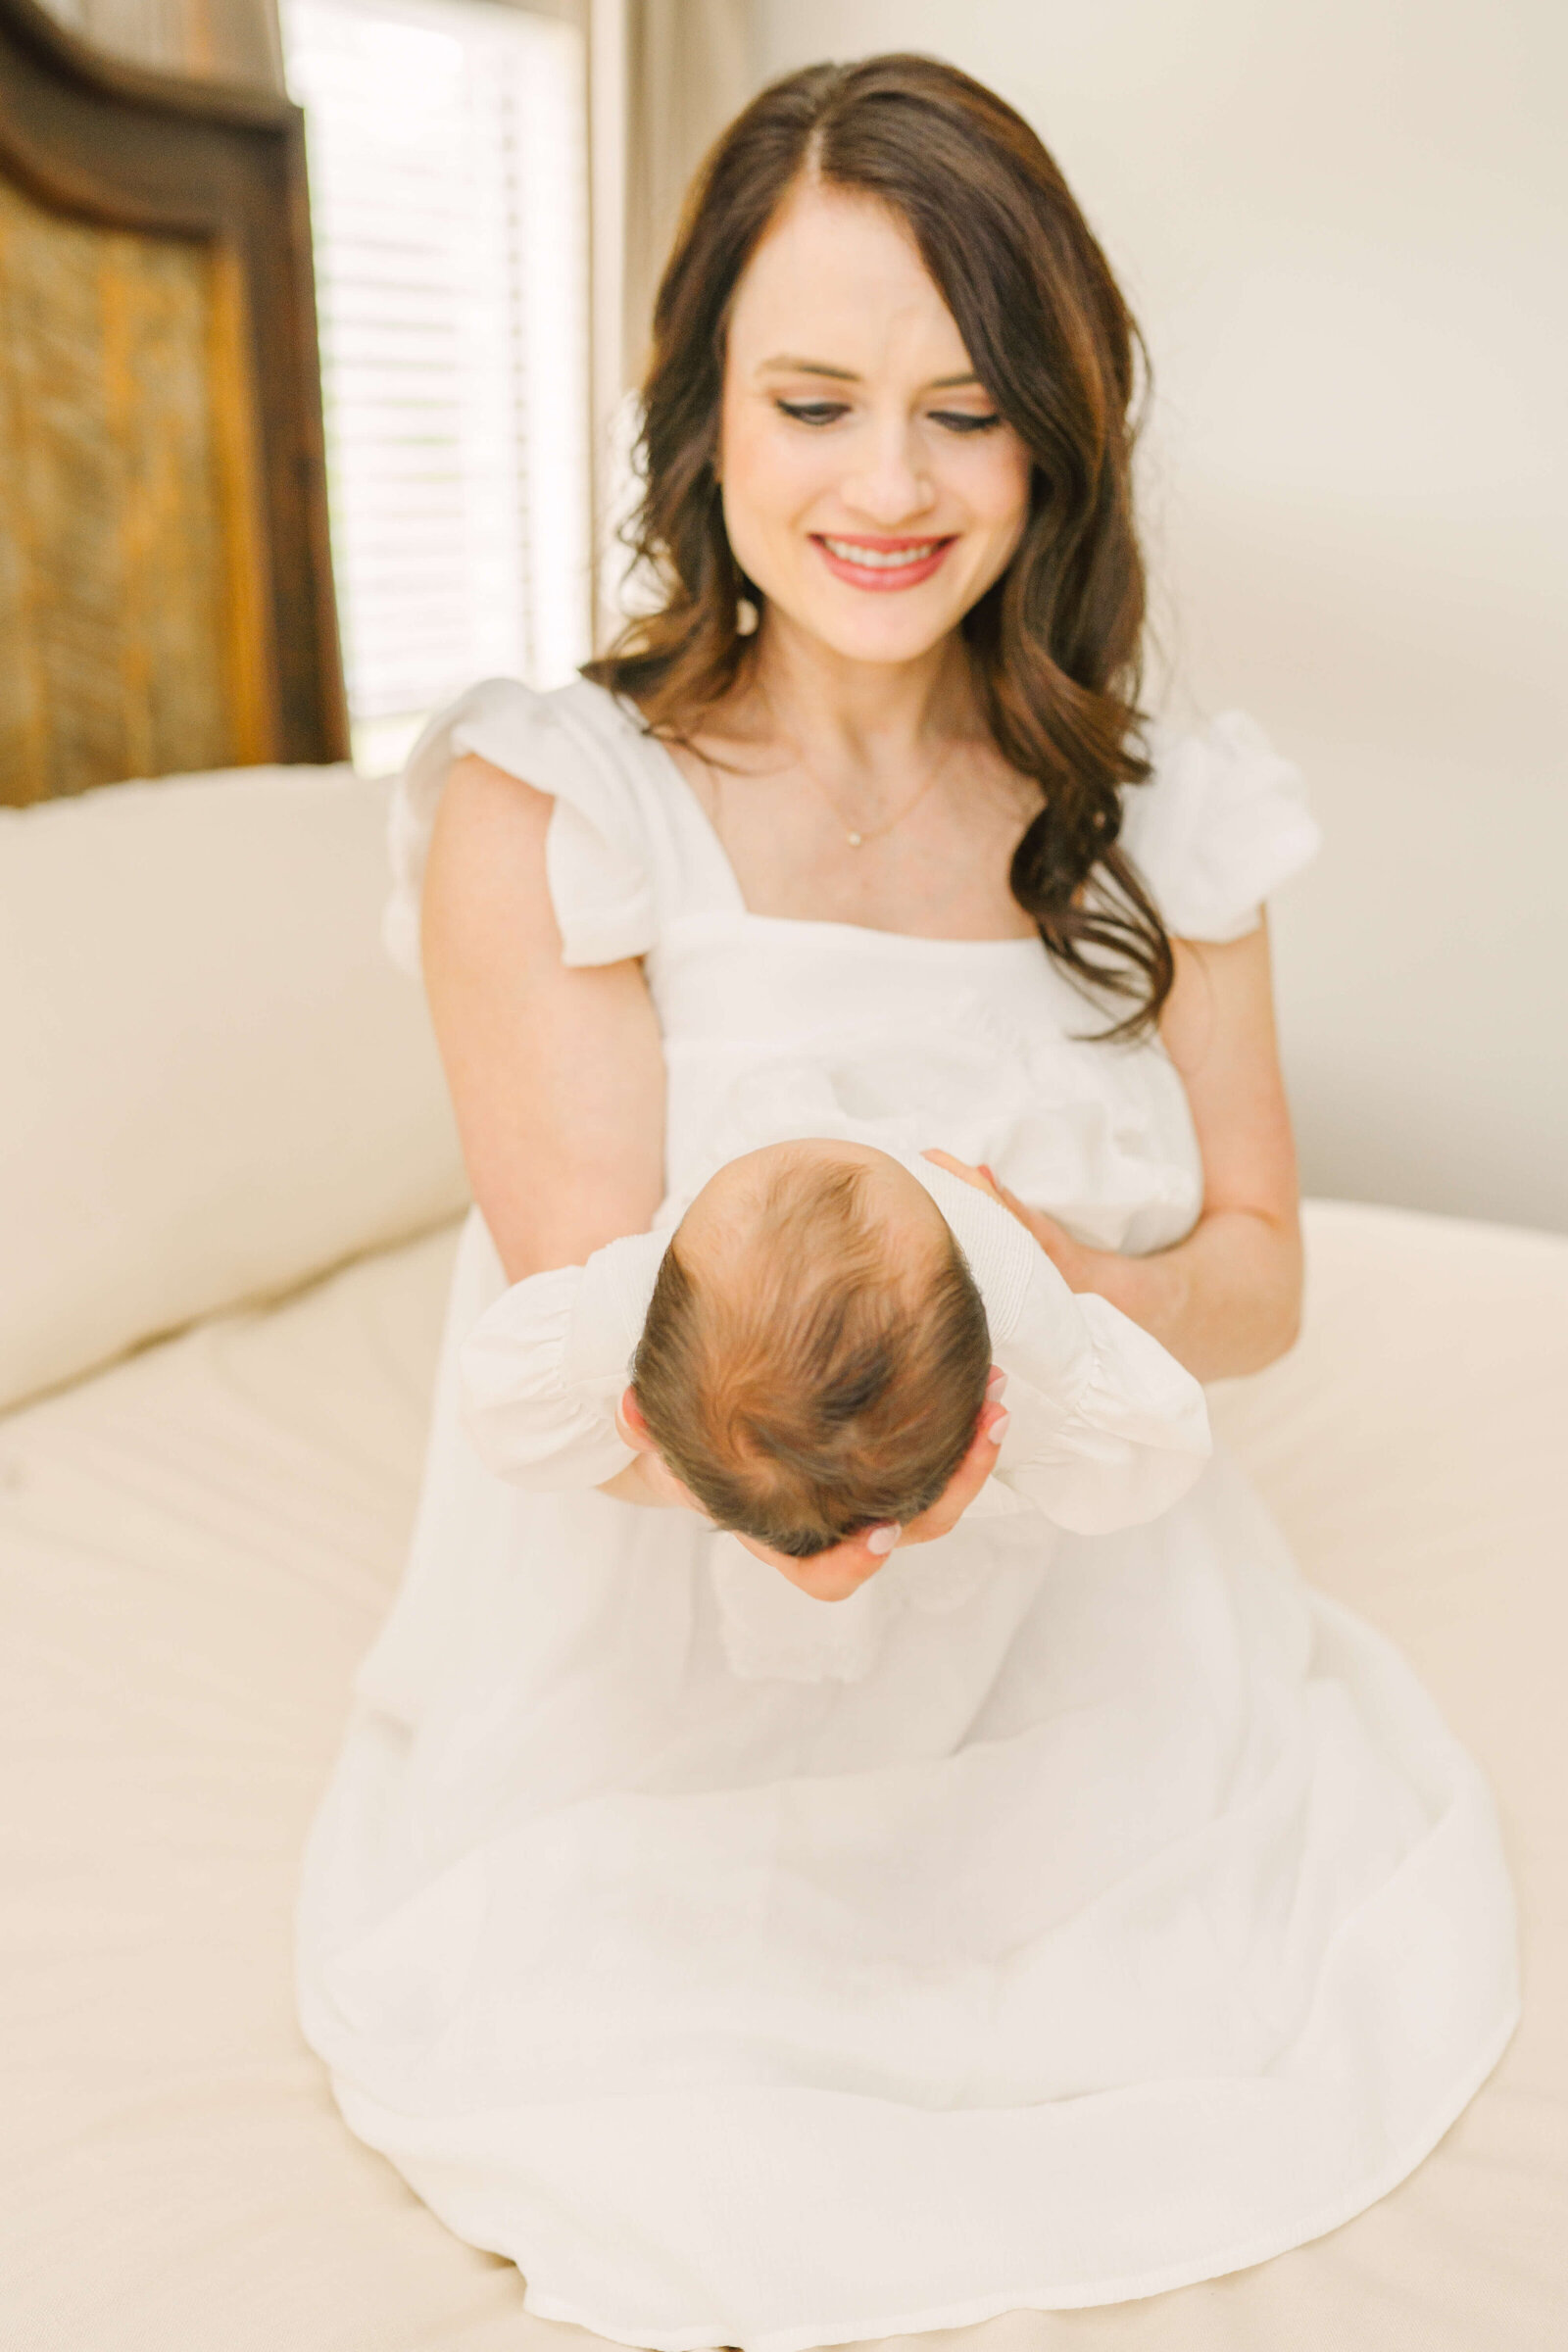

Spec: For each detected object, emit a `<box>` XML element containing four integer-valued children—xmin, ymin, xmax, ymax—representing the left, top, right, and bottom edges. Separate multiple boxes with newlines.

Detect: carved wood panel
<box><xmin>0</xmin><ymin>0</ymin><xmax>347</xmax><ymax>804</ymax></box>
<box><xmin>0</xmin><ymin>174</ymin><xmax>274</xmax><ymax>799</ymax></box>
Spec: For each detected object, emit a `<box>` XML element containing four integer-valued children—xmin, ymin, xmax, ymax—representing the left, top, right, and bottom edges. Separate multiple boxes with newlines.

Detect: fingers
<box><xmin>737</xmin><ymin>1522</ymin><xmax>899</xmax><ymax>1602</ymax></box>
<box><xmin>919</xmin><ymin>1148</ymin><xmax>996</xmax><ymax>1196</ymax></box>
<box><xmin>933</xmin><ymin>1403</ymin><xmax>1008</xmax><ymax>1524</ymax></box>
<box><xmin>920</xmin><ymin>1147</ymin><xmax>1013</xmax><ymax>1214</ymax></box>
<box><xmin>969</xmin><ymin>1394</ymin><xmax>1011</xmax><ymax>1473</ymax></box>
<box><xmin>991</xmin><ymin>1174</ymin><xmax>1031</xmax><ymax>1220</ymax></box>
<box><xmin>923</xmin><ymin>1148</ymin><xmax>1056</xmax><ymax>1256</ymax></box>
<box><xmin>730</xmin><ymin>1372</ymin><xmax>1015</xmax><ymax>1582</ymax></box>
<box><xmin>900</xmin><ymin>1386</ymin><xmax>1009</xmax><ymax>1544</ymax></box>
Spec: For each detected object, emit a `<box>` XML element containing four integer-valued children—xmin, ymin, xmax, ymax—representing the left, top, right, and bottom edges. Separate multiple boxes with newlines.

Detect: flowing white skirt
<box><xmin>294</xmin><ymin>1217</ymin><xmax>1518</xmax><ymax>2352</ymax></box>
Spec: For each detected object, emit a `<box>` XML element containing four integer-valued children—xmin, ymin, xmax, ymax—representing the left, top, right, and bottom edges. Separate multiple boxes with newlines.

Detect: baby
<box><xmin>459</xmin><ymin>1137</ymin><xmax>1212</xmax><ymax>1586</ymax></box>
<box><xmin>626</xmin><ymin>1139</ymin><xmax>995</xmax><ymax>1561</ymax></box>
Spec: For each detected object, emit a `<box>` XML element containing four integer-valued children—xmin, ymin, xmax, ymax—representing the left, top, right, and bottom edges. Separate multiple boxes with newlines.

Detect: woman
<box><xmin>296</xmin><ymin>56</ymin><xmax>1517</xmax><ymax>2350</ymax></box>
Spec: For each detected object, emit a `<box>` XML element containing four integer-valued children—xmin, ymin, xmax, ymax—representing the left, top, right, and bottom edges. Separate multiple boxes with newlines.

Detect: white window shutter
<box><xmin>283</xmin><ymin>0</ymin><xmax>592</xmax><ymax>774</ymax></box>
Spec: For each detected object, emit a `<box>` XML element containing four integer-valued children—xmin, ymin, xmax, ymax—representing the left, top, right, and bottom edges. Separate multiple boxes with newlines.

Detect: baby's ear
<box><xmin>615</xmin><ymin>1386</ymin><xmax>657</xmax><ymax>1451</ymax></box>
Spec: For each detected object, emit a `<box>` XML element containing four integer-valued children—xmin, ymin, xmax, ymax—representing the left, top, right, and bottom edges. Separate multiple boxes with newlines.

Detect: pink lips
<box><xmin>811</xmin><ymin>533</ymin><xmax>956</xmax><ymax>592</ymax></box>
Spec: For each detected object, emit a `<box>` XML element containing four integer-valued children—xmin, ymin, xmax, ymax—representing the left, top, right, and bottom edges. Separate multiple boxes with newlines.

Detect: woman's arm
<box><xmin>421</xmin><ymin>753</ymin><xmax>665</xmax><ymax>1277</ymax></box>
<box><xmin>421</xmin><ymin>753</ymin><xmax>678</xmax><ymax>1506</ymax></box>
<box><xmin>991</xmin><ymin>921</ymin><xmax>1303</xmax><ymax>1383</ymax></box>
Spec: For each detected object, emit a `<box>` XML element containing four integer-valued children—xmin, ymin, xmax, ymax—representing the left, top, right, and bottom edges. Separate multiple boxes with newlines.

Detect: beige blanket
<box><xmin>1</xmin><ymin>1200</ymin><xmax>1562</xmax><ymax>2350</ymax></box>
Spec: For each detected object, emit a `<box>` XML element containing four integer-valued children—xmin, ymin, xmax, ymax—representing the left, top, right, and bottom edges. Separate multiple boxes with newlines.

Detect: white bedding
<box><xmin>1</xmin><ymin>1200</ymin><xmax>1563</xmax><ymax>2351</ymax></box>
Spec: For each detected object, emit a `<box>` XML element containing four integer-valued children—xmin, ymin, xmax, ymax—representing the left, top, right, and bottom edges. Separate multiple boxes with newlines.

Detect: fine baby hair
<box><xmin>630</xmin><ymin>1145</ymin><xmax>992</xmax><ymax>1557</ymax></box>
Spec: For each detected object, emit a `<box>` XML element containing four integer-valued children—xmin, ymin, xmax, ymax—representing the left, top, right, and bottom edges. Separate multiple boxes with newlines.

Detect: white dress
<box><xmin>294</xmin><ymin>678</ymin><xmax>1519</xmax><ymax>2352</ymax></box>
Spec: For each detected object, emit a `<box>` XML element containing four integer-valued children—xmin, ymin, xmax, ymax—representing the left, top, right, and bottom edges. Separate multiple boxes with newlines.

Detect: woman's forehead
<box><xmin>726</xmin><ymin>182</ymin><xmax>971</xmax><ymax>382</ymax></box>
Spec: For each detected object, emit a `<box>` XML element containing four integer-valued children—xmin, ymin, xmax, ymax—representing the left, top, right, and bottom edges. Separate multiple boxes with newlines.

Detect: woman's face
<box><xmin>718</xmin><ymin>179</ymin><xmax>1033</xmax><ymax>667</ymax></box>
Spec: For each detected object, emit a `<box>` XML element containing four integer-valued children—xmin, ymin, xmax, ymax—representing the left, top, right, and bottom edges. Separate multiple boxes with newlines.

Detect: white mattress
<box><xmin>1</xmin><ymin>1200</ymin><xmax>1563</xmax><ymax>2351</ymax></box>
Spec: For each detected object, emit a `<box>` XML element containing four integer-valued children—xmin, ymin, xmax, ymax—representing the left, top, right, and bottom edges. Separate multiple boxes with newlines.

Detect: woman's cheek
<box><xmin>722</xmin><ymin>436</ymin><xmax>829</xmax><ymax>586</ymax></box>
<box><xmin>972</xmin><ymin>448</ymin><xmax>1032</xmax><ymax>559</ymax></box>
<box><xmin>940</xmin><ymin>424</ymin><xmax>1028</xmax><ymax>538</ymax></box>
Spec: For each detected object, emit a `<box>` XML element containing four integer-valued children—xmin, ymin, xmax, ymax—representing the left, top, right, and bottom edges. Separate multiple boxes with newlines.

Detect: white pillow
<box><xmin>0</xmin><ymin>764</ymin><xmax>469</xmax><ymax>1411</ymax></box>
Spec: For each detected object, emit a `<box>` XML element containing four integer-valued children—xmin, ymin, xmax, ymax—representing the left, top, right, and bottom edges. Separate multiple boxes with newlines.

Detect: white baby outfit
<box><xmin>294</xmin><ymin>678</ymin><xmax>1518</xmax><ymax>2352</ymax></box>
<box><xmin>461</xmin><ymin>1149</ymin><xmax>1214</xmax><ymax>1684</ymax></box>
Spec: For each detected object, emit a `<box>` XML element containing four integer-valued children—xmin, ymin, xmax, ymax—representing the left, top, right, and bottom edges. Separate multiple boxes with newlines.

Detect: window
<box><xmin>282</xmin><ymin>0</ymin><xmax>591</xmax><ymax>774</ymax></box>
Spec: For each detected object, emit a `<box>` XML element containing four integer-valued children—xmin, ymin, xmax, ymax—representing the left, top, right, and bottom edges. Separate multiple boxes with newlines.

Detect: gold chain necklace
<box><xmin>803</xmin><ymin>738</ymin><xmax>952</xmax><ymax>849</ymax></box>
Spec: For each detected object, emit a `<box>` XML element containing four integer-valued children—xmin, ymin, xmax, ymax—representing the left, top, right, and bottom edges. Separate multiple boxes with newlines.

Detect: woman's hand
<box><xmin>610</xmin><ymin>1377</ymin><xmax>1012</xmax><ymax>1601</ymax></box>
<box><xmin>922</xmin><ymin>924</ymin><xmax>1305</xmax><ymax>1384</ymax></box>
<box><xmin>920</xmin><ymin>1149</ymin><xmax>1105</xmax><ymax>1293</ymax></box>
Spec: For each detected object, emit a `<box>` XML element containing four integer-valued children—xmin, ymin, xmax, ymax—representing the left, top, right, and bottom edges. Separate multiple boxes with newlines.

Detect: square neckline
<box><xmin>621</xmin><ymin>697</ymin><xmax>1046</xmax><ymax>956</ymax></box>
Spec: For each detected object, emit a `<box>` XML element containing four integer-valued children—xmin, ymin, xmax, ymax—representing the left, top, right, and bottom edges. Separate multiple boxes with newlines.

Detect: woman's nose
<box><xmin>839</xmin><ymin>419</ymin><xmax>937</xmax><ymax>527</ymax></box>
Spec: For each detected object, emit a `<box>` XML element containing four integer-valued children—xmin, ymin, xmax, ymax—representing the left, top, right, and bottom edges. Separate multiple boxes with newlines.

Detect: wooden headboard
<box><xmin>0</xmin><ymin>0</ymin><xmax>348</xmax><ymax>805</ymax></box>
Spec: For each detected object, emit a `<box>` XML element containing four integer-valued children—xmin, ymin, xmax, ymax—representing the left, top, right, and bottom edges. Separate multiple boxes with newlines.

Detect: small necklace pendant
<box><xmin>846</xmin><ymin>830</ymin><xmax>863</xmax><ymax>848</ymax></box>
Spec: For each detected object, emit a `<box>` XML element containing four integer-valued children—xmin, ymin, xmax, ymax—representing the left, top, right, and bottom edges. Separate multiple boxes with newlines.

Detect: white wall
<box><xmin>748</xmin><ymin>0</ymin><xmax>1567</xmax><ymax>1234</ymax></box>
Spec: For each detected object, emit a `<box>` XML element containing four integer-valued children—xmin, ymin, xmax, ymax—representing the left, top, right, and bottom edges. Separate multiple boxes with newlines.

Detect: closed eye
<box><xmin>774</xmin><ymin>401</ymin><xmax>1004</xmax><ymax>433</ymax></box>
<box><xmin>776</xmin><ymin>399</ymin><xmax>849</xmax><ymax>426</ymax></box>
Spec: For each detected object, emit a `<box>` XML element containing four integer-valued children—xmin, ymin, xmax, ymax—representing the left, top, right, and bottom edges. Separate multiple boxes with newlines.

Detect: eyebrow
<box><xmin>758</xmin><ymin>356</ymin><xmax>983</xmax><ymax>390</ymax></box>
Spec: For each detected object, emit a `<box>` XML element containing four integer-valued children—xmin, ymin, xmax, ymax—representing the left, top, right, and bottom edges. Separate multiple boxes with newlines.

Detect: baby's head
<box><xmin>630</xmin><ymin>1142</ymin><xmax>990</xmax><ymax>1557</ymax></box>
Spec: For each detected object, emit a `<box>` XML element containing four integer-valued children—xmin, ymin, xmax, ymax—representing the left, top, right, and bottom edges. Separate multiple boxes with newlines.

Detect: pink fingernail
<box><xmin>986</xmin><ymin>1369</ymin><xmax>1008</xmax><ymax>1399</ymax></box>
<box><xmin>865</xmin><ymin>1524</ymin><xmax>901</xmax><ymax>1555</ymax></box>
<box><xmin>989</xmin><ymin>1409</ymin><xmax>1010</xmax><ymax>1443</ymax></box>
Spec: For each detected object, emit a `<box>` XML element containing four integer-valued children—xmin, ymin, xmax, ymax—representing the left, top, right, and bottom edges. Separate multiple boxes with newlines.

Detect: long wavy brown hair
<box><xmin>584</xmin><ymin>52</ymin><xmax>1173</xmax><ymax>1041</ymax></box>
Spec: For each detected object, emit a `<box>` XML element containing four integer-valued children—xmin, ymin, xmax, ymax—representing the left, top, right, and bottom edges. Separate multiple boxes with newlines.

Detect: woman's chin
<box><xmin>767</xmin><ymin>592</ymin><xmax>969</xmax><ymax>669</ymax></box>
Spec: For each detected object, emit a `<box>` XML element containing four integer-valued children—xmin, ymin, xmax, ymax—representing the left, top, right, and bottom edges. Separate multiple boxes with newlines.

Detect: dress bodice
<box><xmin>386</xmin><ymin>674</ymin><xmax>1319</xmax><ymax>1253</ymax></box>
<box><xmin>647</xmin><ymin>910</ymin><xmax>1204</xmax><ymax>1252</ymax></box>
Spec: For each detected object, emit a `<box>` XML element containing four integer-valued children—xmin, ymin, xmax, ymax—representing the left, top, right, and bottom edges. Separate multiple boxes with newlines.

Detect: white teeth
<box><xmin>820</xmin><ymin>537</ymin><xmax>942</xmax><ymax>568</ymax></box>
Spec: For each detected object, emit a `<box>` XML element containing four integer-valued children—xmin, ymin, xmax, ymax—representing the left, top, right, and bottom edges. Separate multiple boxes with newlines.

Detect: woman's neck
<box><xmin>730</xmin><ymin>611</ymin><xmax>983</xmax><ymax>782</ymax></box>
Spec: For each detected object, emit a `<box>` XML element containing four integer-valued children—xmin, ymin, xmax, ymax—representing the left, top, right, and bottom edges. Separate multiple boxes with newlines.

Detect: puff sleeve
<box><xmin>909</xmin><ymin>1158</ymin><xmax>1212</xmax><ymax>1533</ymax></box>
<box><xmin>459</xmin><ymin>1229</ymin><xmax>667</xmax><ymax>1489</ymax></box>
<box><xmin>383</xmin><ymin>677</ymin><xmax>657</xmax><ymax>976</ymax></box>
<box><xmin>1118</xmin><ymin>710</ymin><xmax>1320</xmax><ymax>944</ymax></box>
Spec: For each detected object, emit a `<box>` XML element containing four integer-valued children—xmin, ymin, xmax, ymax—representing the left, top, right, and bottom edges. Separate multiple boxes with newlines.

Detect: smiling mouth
<box><xmin>811</xmin><ymin>534</ymin><xmax>956</xmax><ymax>589</ymax></box>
